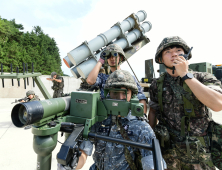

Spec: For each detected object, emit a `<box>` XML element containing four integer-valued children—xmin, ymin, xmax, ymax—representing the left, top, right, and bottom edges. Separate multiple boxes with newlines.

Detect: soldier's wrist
<box><xmin>180</xmin><ymin>71</ymin><xmax>189</xmax><ymax>78</ymax></box>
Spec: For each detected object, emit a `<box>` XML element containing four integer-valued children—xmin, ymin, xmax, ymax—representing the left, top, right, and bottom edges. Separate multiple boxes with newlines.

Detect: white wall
<box><xmin>0</xmin><ymin>75</ymin><xmax>82</xmax><ymax>98</ymax></box>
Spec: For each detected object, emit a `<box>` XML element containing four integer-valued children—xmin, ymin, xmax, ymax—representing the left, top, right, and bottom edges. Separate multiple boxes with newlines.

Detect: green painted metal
<box><xmin>0</xmin><ymin>71</ymin><xmax>52</xmax><ymax>99</ymax></box>
<box><xmin>97</xmin><ymin>100</ymin><xmax>108</xmax><ymax>116</ymax></box>
<box><xmin>189</xmin><ymin>62</ymin><xmax>212</xmax><ymax>74</ymax></box>
<box><xmin>102</xmin><ymin>99</ymin><xmax>130</xmax><ymax>116</ymax></box>
<box><xmin>40</xmin><ymin>98</ymin><xmax>67</xmax><ymax>118</ymax></box>
<box><xmin>0</xmin><ymin>72</ymin><xmax>42</xmax><ymax>78</ymax></box>
<box><xmin>145</xmin><ymin>59</ymin><xmax>155</xmax><ymax>83</ymax></box>
<box><xmin>35</xmin><ymin>111</ymin><xmax>68</xmax><ymax>126</ymax></box>
<box><xmin>34</xmin><ymin>76</ymin><xmax>52</xmax><ymax>99</ymax></box>
<box><xmin>33</xmin><ymin>133</ymin><xmax>58</xmax><ymax>170</ymax></box>
<box><xmin>11</xmin><ymin>90</ymin><xmax>144</xmax><ymax>169</ymax></box>
<box><xmin>70</xmin><ymin>91</ymin><xmax>100</xmax><ymax>118</ymax></box>
<box><xmin>32</xmin><ymin>123</ymin><xmax>61</xmax><ymax>136</ymax></box>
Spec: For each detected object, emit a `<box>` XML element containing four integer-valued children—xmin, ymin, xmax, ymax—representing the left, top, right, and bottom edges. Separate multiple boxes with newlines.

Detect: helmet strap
<box><xmin>104</xmin><ymin>58</ymin><xmax>109</xmax><ymax>75</ymax></box>
<box><xmin>106</xmin><ymin>56</ymin><xmax>120</xmax><ymax>74</ymax></box>
<box><xmin>163</xmin><ymin>64</ymin><xmax>175</xmax><ymax>74</ymax></box>
<box><xmin>160</xmin><ymin>55</ymin><xmax>175</xmax><ymax>74</ymax></box>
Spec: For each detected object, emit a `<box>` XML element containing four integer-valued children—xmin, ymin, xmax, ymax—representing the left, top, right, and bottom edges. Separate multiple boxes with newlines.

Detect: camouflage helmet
<box><xmin>51</xmin><ymin>72</ymin><xmax>57</xmax><ymax>78</ymax></box>
<box><xmin>104</xmin><ymin>70</ymin><xmax>138</xmax><ymax>94</ymax></box>
<box><xmin>103</xmin><ymin>44</ymin><xmax>126</xmax><ymax>62</ymax></box>
<box><xmin>26</xmin><ymin>90</ymin><xmax>35</xmax><ymax>97</ymax></box>
<box><xmin>155</xmin><ymin>36</ymin><xmax>192</xmax><ymax>64</ymax></box>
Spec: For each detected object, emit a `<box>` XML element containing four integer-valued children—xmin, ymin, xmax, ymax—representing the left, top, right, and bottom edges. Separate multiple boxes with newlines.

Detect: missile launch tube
<box><xmin>77</xmin><ymin>21</ymin><xmax>152</xmax><ymax>78</ymax></box>
<box><xmin>11</xmin><ymin>97</ymin><xmax>71</xmax><ymax>127</ymax></box>
<box><xmin>67</xmin><ymin>10</ymin><xmax>147</xmax><ymax>66</ymax></box>
<box><xmin>63</xmin><ymin>56</ymin><xmax>74</xmax><ymax>68</ymax></box>
<box><xmin>70</xmin><ymin>66</ymin><xmax>81</xmax><ymax>79</ymax></box>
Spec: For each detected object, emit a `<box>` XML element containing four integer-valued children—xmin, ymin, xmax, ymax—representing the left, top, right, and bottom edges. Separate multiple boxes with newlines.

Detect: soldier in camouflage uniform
<box><xmin>87</xmin><ymin>44</ymin><xmax>148</xmax><ymax>115</ymax></box>
<box><xmin>58</xmin><ymin>70</ymin><xmax>167</xmax><ymax>170</ymax></box>
<box><xmin>148</xmin><ymin>36</ymin><xmax>222</xmax><ymax>169</ymax></box>
<box><xmin>46</xmin><ymin>72</ymin><xmax>64</xmax><ymax>98</ymax></box>
<box><xmin>21</xmin><ymin>90</ymin><xmax>40</xmax><ymax>102</ymax></box>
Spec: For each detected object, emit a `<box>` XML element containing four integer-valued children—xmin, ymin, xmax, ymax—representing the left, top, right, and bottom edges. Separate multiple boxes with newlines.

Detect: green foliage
<box><xmin>0</xmin><ymin>17</ymin><xmax>62</xmax><ymax>75</ymax></box>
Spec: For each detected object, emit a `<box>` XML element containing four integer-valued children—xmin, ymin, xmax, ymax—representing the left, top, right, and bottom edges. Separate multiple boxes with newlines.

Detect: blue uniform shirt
<box><xmin>79</xmin><ymin>112</ymin><xmax>167</xmax><ymax>170</ymax></box>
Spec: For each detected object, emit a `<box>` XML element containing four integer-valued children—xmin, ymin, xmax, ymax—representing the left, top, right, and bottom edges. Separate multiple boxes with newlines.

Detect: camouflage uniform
<box><xmin>92</xmin><ymin>73</ymin><xmax>147</xmax><ymax>101</ymax></box>
<box><xmin>91</xmin><ymin>44</ymin><xmax>147</xmax><ymax>101</ymax></box>
<box><xmin>51</xmin><ymin>72</ymin><xmax>64</xmax><ymax>98</ymax></box>
<box><xmin>149</xmin><ymin>36</ymin><xmax>222</xmax><ymax>169</ymax></box>
<box><xmin>79</xmin><ymin>70</ymin><xmax>166</xmax><ymax>170</ymax></box>
<box><xmin>26</xmin><ymin>90</ymin><xmax>40</xmax><ymax>102</ymax></box>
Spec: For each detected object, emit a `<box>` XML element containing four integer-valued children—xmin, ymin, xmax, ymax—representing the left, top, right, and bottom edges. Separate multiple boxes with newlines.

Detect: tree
<box><xmin>0</xmin><ymin>18</ymin><xmax>63</xmax><ymax>75</ymax></box>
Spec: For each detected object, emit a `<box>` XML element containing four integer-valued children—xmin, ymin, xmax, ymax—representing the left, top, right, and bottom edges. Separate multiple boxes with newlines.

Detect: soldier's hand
<box><xmin>46</xmin><ymin>78</ymin><xmax>52</xmax><ymax>81</ymax></box>
<box><xmin>21</xmin><ymin>100</ymin><xmax>25</xmax><ymax>102</ymax></box>
<box><xmin>172</xmin><ymin>55</ymin><xmax>189</xmax><ymax>77</ymax></box>
<box><xmin>98</xmin><ymin>51</ymin><xmax>106</xmax><ymax>64</ymax></box>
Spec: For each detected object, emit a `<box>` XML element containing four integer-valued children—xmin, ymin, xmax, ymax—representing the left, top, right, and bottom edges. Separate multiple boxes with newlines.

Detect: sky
<box><xmin>0</xmin><ymin>0</ymin><xmax>222</xmax><ymax>80</ymax></box>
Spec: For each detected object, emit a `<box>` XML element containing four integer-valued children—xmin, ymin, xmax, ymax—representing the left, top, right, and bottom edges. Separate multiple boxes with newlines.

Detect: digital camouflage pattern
<box><xmin>26</xmin><ymin>90</ymin><xmax>40</xmax><ymax>101</ymax></box>
<box><xmin>104</xmin><ymin>70</ymin><xmax>138</xmax><ymax>95</ymax></box>
<box><xmin>149</xmin><ymin>71</ymin><xmax>222</xmax><ymax>169</ymax></box>
<box><xmin>104</xmin><ymin>44</ymin><xmax>126</xmax><ymax>59</ymax></box>
<box><xmin>77</xmin><ymin>70</ymin><xmax>166</xmax><ymax>170</ymax></box>
<box><xmin>28</xmin><ymin>95</ymin><xmax>40</xmax><ymax>101</ymax></box>
<box><xmin>26</xmin><ymin>90</ymin><xmax>35</xmax><ymax>97</ymax></box>
<box><xmin>210</xmin><ymin>121</ymin><xmax>222</xmax><ymax>169</ymax></box>
<box><xmin>81</xmin><ymin>113</ymin><xmax>157</xmax><ymax>170</ymax></box>
<box><xmin>117</xmin><ymin>118</ymin><xmax>138</xmax><ymax>170</ymax></box>
<box><xmin>51</xmin><ymin>76</ymin><xmax>64</xmax><ymax>98</ymax></box>
<box><xmin>92</xmin><ymin>72</ymin><xmax>146</xmax><ymax>100</ymax></box>
<box><xmin>154</xmin><ymin>124</ymin><xmax>170</xmax><ymax>147</ymax></box>
<box><xmin>155</xmin><ymin>36</ymin><xmax>192</xmax><ymax>64</ymax></box>
<box><xmin>149</xmin><ymin>71</ymin><xmax>222</xmax><ymax>136</ymax></box>
<box><xmin>162</xmin><ymin>147</ymin><xmax>214</xmax><ymax>170</ymax></box>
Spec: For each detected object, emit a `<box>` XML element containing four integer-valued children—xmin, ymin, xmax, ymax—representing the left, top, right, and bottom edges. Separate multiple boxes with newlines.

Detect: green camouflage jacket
<box><xmin>149</xmin><ymin>71</ymin><xmax>222</xmax><ymax>136</ymax></box>
<box><xmin>28</xmin><ymin>95</ymin><xmax>40</xmax><ymax>102</ymax></box>
<box><xmin>52</xmin><ymin>76</ymin><xmax>64</xmax><ymax>91</ymax></box>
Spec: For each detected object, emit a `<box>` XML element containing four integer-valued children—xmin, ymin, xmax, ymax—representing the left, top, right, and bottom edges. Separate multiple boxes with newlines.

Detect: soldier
<box><xmin>46</xmin><ymin>72</ymin><xmax>64</xmax><ymax>98</ymax></box>
<box><xmin>87</xmin><ymin>44</ymin><xmax>148</xmax><ymax>115</ymax></box>
<box><xmin>148</xmin><ymin>36</ymin><xmax>222</xmax><ymax>169</ymax></box>
<box><xmin>21</xmin><ymin>90</ymin><xmax>40</xmax><ymax>102</ymax></box>
<box><xmin>58</xmin><ymin>70</ymin><xmax>167</xmax><ymax>170</ymax></box>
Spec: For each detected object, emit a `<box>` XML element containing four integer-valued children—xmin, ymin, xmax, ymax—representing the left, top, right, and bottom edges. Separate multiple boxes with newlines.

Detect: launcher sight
<box><xmin>11</xmin><ymin>90</ymin><xmax>164</xmax><ymax>170</ymax></box>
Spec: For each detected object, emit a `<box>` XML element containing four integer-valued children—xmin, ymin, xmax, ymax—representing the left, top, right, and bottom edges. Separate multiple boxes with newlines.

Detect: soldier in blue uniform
<box><xmin>58</xmin><ymin>70</ymin><xmax>167</xmax><ymax>170</ymax></box>
<box><xmin>86</xmin><ymin>44</ymin><xmax>148</xmax><ymax>115</ymax></box>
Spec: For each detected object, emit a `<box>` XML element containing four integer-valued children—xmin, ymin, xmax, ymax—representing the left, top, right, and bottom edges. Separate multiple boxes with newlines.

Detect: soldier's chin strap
<box><xmin>104</xmin><ymin>57</ymin><xmax>118</xmax><ymax>75</ymax></box>
<box><xmin>161</xmin><ymin>47</ymin><xmax>193</xmax><ymax>75</ymax></box>
<box><xmin>159</xmin><ymin>57</ymin><xmax>176</xmax><ymax>74</ymax></box>
<box><xmin>163</xmin><ymin>64</ymin><xmax>175</xmax><ymax>74</ymax></box>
